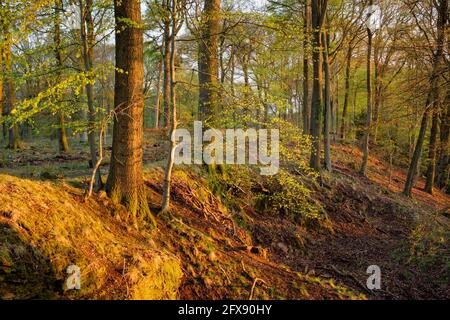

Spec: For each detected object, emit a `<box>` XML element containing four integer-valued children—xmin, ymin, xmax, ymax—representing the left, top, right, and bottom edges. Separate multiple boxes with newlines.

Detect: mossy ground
<box><xmin>0</xmin><ymin>135</ymin><xmax>448</xmax><ymax>299</ymax></box>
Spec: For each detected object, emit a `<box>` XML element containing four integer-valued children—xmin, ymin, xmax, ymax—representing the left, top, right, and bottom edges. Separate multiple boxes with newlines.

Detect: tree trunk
<box><xmin>154</xmin><ymin>57</ymin><xmax>163</xmax><ymax>128</ymax></box>
<box><xmin>0</xmin><ymin>26</ymin><xmax>4</xmax><ymax>141</ymax></box>
<box><xmin>436</xmin><ymin>89</ymin><xmax>449</xmax><ymax>189</ymax></box>
<box><xmin>340</xmin><ymin>47</ymin><xmax>352</xmax><ymax>140</ymax></box>
<box><xmin>424</xmin><ymin>106</ymin><xmax>439</xmax><ymax>194</ymax></box>
<box><xmin>80</xmin><ymin>0</ymin><xmax>102</xmax><ymax>187</ymax></box>
<box><xmin>309</xmin><ymin>0</ymin><xmax>327</xmax><ymax>172</ymax></box>
<box><xmin>404</xmin><ymin>0</ymin><xmax>447</xmax><ymax>197</ymax></box>
<box><xmin>302</xmin><ymin>0</ymin><xmax>311</xmax><ymax>134</ymax></box>
<box><xmin>162</xmin><ymin>0</ymin><xmax>171</xmax><ymax>128</ymax></box>
<box><xmin>161</xmin><ymin>0</ymin><xmax>178</xmax><ymax>213</ymax></box>
<box><xmin>198</xmin><ymin>0</ymin><xmax>221</xmax><ymax>126</ymax></box>
<box><xmin>322</xmin><ymin>31</ymin><xmax>332</xmax><ymax>172</ymax></box>
<box><xmin>107</xmin><ymin>0</ymin><xmax>155</xmax><ymax>227</ymax></box>
<box><xmin>54</xmin><ymin>0</ymin><xmax>70</xmax><ymax>153</ymax></box>
<box><xmin>360</xmin><ymin>25</ymin><xmax>373</xmax><ymax>176</ymax></box>
<box><xmin>4</xmin><ymin>3</ymin><xmax>19</xmax><ymax>150</ymax></box>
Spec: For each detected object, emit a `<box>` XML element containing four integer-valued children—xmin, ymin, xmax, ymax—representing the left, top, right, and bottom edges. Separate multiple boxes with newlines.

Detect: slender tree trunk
<box><xmin>309</xmin><ymin>0</ymin><xmax>327</xmax><ymax>172</ymax></box>
<box><xmin>436</xmin><ymin>89</ymin><xmax>449</xmax><ymax>189</ymax></box>
<box><xmin>107</xmin><ymin>0</ymin><xmax>155</xmax><ymax>227</ymax></box>
<box><xmin>161</xmin><ymin>0</ymin><xmax>178</xmax><ymax>213</ymax></box>
<box><xmin>302</xmin><ymin>0</ymin><xmax>311</xmax><ymax>134</ymax></box>
<box><xmin>162</xmin><ymin>1</ymin><xmax>171</xmax><ymax>128</ymax></box>
<box><xmin>154</xmin><ymin>57</ymin><xmax>163</xmax><ymax>128</ymax></box>
<box><xmin>322</xmin><ymin>31</ymin><xmax>332</xmax><ymax>172</ymax></box>
<box><xmin>0</xmin><ymin>26</ymin><xmax>4</xmax><ymax>141</ymax></box>
<box><xmin>3</xmin><ymin>0</ymin><xmax>19</xmax><ymax>150</ymax></box>
<box><xmin>80</xmin><ymin>0</ymin><xmax>102</xmax><ymax>187</ymax></box>
<box><xmin>54</xmin><ymin>0</ymin><xmax>69</xmax><ymax>153</ymax></box>
<box><xmin>198</xmin><ymin>0</ymin><xmax>221</xmax><ymax>126</ymax></box>
<box><xmin>360</xmin><ymin>25</ymin><xmax>373</xmax><ymax>176</ymax></box>
<box><xmin>404</xmin><ymin>0</ymin><xmax>447</xmax><ymax>197</ymax></box>
<box><xmin>424</xmin><ymin>105</ymin><xmax>440</xmax><ymax>193</ymax></box>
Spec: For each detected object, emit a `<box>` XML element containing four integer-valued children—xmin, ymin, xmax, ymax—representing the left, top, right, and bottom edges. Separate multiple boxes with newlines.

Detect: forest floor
<box><xmin>0</xmin><ymin>131</ymin><xmax>448</xmax><ymax>300</ymax></box>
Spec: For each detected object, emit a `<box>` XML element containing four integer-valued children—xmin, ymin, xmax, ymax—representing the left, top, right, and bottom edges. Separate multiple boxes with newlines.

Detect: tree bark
<box><xmin>3</xmin><ymin>0</ymin><xmax>19</xmax><ymax>150</ymax></box>
<box><xmin>54</xmin><ymin>0</ymin><xmax>70</xmax><ymax>153</ymax></box>
<box><xmin>436</xmin><ymin>89</ymin><xmax>449</xmax><ymax>189</ymax></box>
<box><xmin>162</xmin><ymin>0</ymin><xmax>171</xmax><ymax>128</ymax></box>
<box><xmin>340</xmin><ymin>46</ymin><xmax>352</xmax><ymax>140</ymax></box>
<box><xmin>322</xmin><ymin>30</ymin><xmax>332</xmax><ymax>172</ymax></box>
<box><xmin>309</xmin><ymin>0</ymin><xmax>327</xmax><ymax>172</ymax></box>
<box><xmin>154</xmin><ymin>57</ymin><xmax>163</xmax><ymax>128</ymax></box>
<box><xmin>424</xmin><ymin>105</ymin><xmax>440</xmax><ymax>193</ymax></box>
<box><xmin>302</xmin><ymin>0</ymin><xmax>311</xmax><ymax>134</ymax></box>
<box><xmin>80</xmin><ymin>0</ymin><xmax>102</xmax><ymax>187</ymax></box>
<box><xmin>107</xmin><ymin>0</ymin><xmax>155</xmax><ymax>227</ymax></box>
<box><xmin>198</xmin><ymin>0</ymin><xmax>221</xmax><ymax>126</ymax></box>
<box><xmin>161</xmin><ymin>0</ymin><xmax>178</xmax><ymax>213</ymax></box>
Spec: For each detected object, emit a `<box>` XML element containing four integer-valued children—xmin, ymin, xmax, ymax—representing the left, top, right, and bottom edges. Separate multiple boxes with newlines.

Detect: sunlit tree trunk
<box><xmin>154</xmin><ymin>57</ymin><xmax>163</xmax><ymax>128</ymax></box>
<box><xmin>322</xmin><ymin>30</ymin><xmax>332</xmax><ymax>172</ymax></box>
<box><xmin>360</xmin><ymin>21</ymin><xmax>373</xmax><ymax>176</ymax></box>
<box><xmin>3</xmin><ymin>0</ymin><xmax>19</xmax><ymax>150</ymax></box>
<box><xmin>309</xmin><ymin>0</ymin><xmax>327</xmax><ymax>172</ymax></box>
<box><xmin>161</xmin><ymin>0</ymin><xmax>178</xmax><ymax>213</ymax></box>
<box><xmin>54</xmin><ymin>0</ymin><xmax>69</xmax><ymax>153</ymax></box>
<box><xmin>302</xmin><ymin>0</ymin><xmax>311</xmax><ymax>134</ymax></box>
<box><xmin>107</xmin><ymin>0</ymin><xmax>155</xmax><ymax>227</ymax></box>
<box><xmin>79</xmin><ymin>0</ymin><xmax>102</xmax><ymax>187</ymax></box>
<box><xmin>162</xmin><ymin>0</ymin><xmax>171</xmax><ymax>128</ymax></box>
<box><xmin>198</xmin><ymin>0</ymin><xmax>221</xmax><ymax>126</ymax></box>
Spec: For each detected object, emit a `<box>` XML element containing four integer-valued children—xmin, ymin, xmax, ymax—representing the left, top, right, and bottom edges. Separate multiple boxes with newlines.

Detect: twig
<box><xmin>249</xmin><ymin>278</ymin><xmax>266</xmax><ymax>300</ymax></box>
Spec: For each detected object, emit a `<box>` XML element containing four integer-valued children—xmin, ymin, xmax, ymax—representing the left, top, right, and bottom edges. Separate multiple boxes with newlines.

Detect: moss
<box><xmin>131</xmin><ymin>255</ymin><xmax>183</xmax><ymax>300</ymax></box>
<box><xmin>0</xmin><ymin>174</ymin><xmax>180</xmax><ymax>299</ymax></box>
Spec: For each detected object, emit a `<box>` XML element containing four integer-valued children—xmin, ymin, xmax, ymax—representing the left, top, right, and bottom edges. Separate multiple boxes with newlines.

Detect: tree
<box><xmin>322</xmin><ymin>29</ymin><xmax>332</xmax><ymax>171</ymax></box>
<box><xmin>80</xmin><ymin>0</ymin><xmax>102</xmax><ymax>187</ymax></box>
<box><xmin>198</xmin><ymin>0</ymin><xmax>221</xmax><ymax>126</ymax></box>
<box><xmin>2</xmin><ymin>0</ymin><xmax>20</xmax><ymax>149</ymax></box>
<box><xmin>161</xmin><ymin>0</ymin><xmax>178</xmax><ymax>213</ymax></box>
<box><xmin>302</xmin><ymin>0</ymin><xmax>311</xmax><ymax>135</ymax></box>
<box><xmin>309</xmin><ymin>0</ymin><xmax>327</xmax><ymax>172</ymax></box>
<box><xmin>359</xmin><ymin>0</ymin><xmax>374</xmax><ymax>176</ymax></box>
<box><xmin>404</xmin><ymin>0</ymin><xmax>447</xmax><ymax>197</ymax></box>
<box><xmin>54</xmin><ymin>0</ymin><xmax>69</xmax><ymax>153</ymax></box>
<box><xmin>106</xmin><ymin>0</ymin><xmax>155</xmax><ymax>227</ymax></box>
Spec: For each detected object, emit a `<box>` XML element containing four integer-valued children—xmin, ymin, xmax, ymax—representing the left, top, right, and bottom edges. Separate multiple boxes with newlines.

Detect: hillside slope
<box><xmin>0</xmin><ymin>143</ymin><xmax>449</xmax><ymax>300</ymax></box>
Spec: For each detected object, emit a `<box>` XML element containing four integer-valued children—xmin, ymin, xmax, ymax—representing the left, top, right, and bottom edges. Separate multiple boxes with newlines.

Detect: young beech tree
<box><xmin>107</xmin><ymin>0</ymin><xmax>156</xmax><ymax>227</ymax></box>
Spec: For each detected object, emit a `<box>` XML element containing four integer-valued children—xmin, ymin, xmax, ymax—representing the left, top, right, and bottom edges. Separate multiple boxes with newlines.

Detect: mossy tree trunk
<box><xmin>107</xmin><ymin>0</ymin><xmax>155</xmax><ymax>227</ymax></box>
